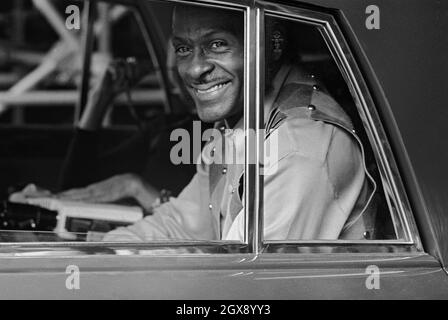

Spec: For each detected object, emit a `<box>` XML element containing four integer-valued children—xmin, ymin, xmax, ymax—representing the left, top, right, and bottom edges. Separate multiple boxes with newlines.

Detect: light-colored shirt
<box><xmin>103</xmin><ymin>66</ymin><xmax>373</xmax><ymax>242</ymax></box>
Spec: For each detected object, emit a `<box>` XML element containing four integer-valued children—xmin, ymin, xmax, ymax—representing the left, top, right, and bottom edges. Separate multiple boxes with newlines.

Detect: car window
<box><xmin>259</xmin><ymin>8</ymin><xmax>420</xmax><ymax>251</ymax></box>
<box><xmin>0</xmin><ymin>0</ymin><xmax>420</xmax><ymax>255</ymax></box>
<box><xmin>0</xmin><ymin>0</ymin><xmax>248</xmax><ymax>247</ymax></box>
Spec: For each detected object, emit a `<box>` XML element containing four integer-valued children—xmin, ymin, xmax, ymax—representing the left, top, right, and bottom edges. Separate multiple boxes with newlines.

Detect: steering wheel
<box><xmin>57</xmin><ymin>57</ymin><xmax>164</xmax><ymax>190</ymax></box>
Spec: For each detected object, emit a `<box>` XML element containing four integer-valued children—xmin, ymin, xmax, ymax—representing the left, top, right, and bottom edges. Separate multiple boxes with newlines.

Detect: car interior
<box><xmin>0</xmin><ymin>0</ymin><xmax>396</xmax><ymax>242</ymax></box>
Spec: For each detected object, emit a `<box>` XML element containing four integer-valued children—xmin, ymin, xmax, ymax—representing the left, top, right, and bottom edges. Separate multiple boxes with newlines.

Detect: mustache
<box><xmin>186</xmin><ymin>75</ymin><xmax>230</xmax><ymax>86</ymax></box>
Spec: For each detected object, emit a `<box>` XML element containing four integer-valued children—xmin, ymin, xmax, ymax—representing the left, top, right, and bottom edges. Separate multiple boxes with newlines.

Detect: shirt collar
<box><xmin>215</xmin><ymin>63</ymin><xmax>293</xmax><ymax>132</ymax></box>
<box><xmin>264</xmin><ymin>64</ymin><xmax>293</xmax><ymax>121</ymax></box>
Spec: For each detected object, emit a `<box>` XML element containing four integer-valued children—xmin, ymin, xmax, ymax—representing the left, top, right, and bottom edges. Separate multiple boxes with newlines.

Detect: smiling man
<box><xmin>97</xmin><ymin>4</ymin><xmax>377</xmax><ymax>242</ymax></box>
<box><xmin>171</xmin><ymin>6</ymin><xmax>245</xmax><ymax>124</ymax></box>
<box><xmin>13</xmin><ymin>4</ymin><xmax>375</xmax><ymax>241</ymax></box>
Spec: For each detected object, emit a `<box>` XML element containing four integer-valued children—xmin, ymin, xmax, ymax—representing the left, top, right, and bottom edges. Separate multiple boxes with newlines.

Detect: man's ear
<box><xmin>271</xmin><ymin>29</ymin><xmax>285</xmax><ymax>61</ymax></box>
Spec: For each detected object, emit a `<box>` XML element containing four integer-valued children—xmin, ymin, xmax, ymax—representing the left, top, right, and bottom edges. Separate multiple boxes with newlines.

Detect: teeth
<box><xmin>196</xmin><ymin>82</ymin><xmax>229</xmax><ymax>94</ymax></box>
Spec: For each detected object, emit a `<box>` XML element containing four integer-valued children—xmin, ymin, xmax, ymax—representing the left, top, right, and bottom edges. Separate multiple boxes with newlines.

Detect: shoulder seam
<box><xmin>323</xmin><ymin>131</ymin><xmax>349</xmax><ymax>221</ymax></box>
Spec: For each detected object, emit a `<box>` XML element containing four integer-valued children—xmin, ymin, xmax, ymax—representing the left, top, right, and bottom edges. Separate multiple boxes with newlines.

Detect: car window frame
<box><xmin>255</xmin><ymin>1</ymin><xmax>423</xmax><ymax>254</ymax></box>
<box><xmin>0</xmin><ymin>0</ymin><xmax>255</xmax><ymax>254</ymax></box>
<box><xmin>0</xmin><ymin>0</ymin><xmax>424</xmax><ymax>257</ymax></box>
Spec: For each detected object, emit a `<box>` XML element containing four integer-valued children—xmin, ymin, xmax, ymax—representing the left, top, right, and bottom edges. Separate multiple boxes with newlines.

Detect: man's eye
<box><xmin>175</xmin><ymin>46</ymin><xmax>191</xmax><ymax>57</ymax></box>
<box><xmin>210</xmin><ymin>40</ymin><xmax>227</xmax><ymax>51</ymax></box>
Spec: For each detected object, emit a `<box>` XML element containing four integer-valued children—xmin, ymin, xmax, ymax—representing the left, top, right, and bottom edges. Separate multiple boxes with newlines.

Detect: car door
<box><xmin>0</xmin><ymin>0</ymin><xmax>447</xmax><ymax>300</ymax></box>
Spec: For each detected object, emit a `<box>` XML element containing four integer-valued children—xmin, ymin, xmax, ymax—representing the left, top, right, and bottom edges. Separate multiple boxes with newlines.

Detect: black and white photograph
<box><xmin>0</xmin><ymin>0</ymin><xmax>447</xmax><ymax>302</ymax></box>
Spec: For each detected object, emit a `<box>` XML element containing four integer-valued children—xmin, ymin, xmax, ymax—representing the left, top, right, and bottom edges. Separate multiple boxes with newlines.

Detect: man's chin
<box><xmin>196</xmin><ymin>111</ymin><xmax>222</xmax><ymax>123</ymax></box>
<box><xmin>195</xmin><ymin>103</ymin><xmax>230</xmax><ymax>123</ymax></box>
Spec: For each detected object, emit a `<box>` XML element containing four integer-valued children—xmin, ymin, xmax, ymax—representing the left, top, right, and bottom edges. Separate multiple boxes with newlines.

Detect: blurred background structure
<box><xmin>1</xmin><ymin>0</ymin><xmax>78</xmax><ymax>125</ymax></box>
<box><xmin>0</xmin><ymin>0</ymin><xmax>164</xmax><ymax>126</ymax></box>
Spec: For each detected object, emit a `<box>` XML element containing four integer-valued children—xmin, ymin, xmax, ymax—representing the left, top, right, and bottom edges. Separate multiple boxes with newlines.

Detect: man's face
<box><xmin>172</xmin><ymin>7</ymin><xmax>244</xmax><ymax>123</ymax></box>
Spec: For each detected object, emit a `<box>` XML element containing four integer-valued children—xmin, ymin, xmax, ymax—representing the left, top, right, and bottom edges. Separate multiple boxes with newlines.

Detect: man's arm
<box><xmin>57</xmin><ymin>173</ymin><xmax>160</xmax><ymax>211</ymax></box>
<box><xmin>102</xmin><ymin>163</ymin><xmax>215</xmax><ymax>242</ymax></box>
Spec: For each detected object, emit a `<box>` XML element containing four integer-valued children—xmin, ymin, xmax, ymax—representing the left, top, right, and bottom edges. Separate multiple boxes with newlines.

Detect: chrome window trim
<box><xmin>76</xmin><ymin>0</ymin><xmax>96</xmax><ymax>123</ymax></box>
<box><xmin>245</xmin><ymin>5</ymin><xmax>264</xmax><ymax>253</ymax></box>
<box><xmin>262</xmin><ymin>243</ymin><xmax>418</xmax><ymax>254</ymax></box>
<box><xmin>0</xmin><ymin>240</ymin><xmax>246</xmax><ymax>251</ymax></box>
<box><xmin>257</xmin><ymin>1</ymin><xmax>422</xmax><ymax>251</ymax></box>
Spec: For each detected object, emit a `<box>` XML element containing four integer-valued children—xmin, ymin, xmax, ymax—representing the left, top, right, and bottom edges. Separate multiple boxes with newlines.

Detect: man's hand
<box><xmin>8</xmin><ymin>174</ymin><xmax>161</xmax><ymax>212</ymax></box>
<box><xmin>57</xmin><ymin>173</ymin><xmax>139</xmax><ymax>203</ymax></box>
<box><xmin>9</xmin><ymin>184</ymin><xmax>53</xmax><ymax>203</ymax></box>
<box><xmin>57</xmin><ymin>173</ymin><xmax>160</xmax><ymax>211</ymax></box>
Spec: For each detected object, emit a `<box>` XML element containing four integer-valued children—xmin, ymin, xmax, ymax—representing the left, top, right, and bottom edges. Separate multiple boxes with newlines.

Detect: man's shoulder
<box><xmin>266</xmin><ymin>114</ymin><xmax>335</xmax><ymax>164</ymax></box>
<box><xmin>273</xmin><ymin>82</ymin><xmax>352</xmax><ymax>129</ymax></box>
<box><xmin>266</xmin><ymin>81</ymin><xmax>356</xmax><ymax>164</ymax></box>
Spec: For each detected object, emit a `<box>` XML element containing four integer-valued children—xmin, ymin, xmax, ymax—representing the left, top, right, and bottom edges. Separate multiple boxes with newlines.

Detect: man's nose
<box><xmin>187</xmin><ymin>50</ymin><xmax>214</xmax><ymax>81</ymax></box>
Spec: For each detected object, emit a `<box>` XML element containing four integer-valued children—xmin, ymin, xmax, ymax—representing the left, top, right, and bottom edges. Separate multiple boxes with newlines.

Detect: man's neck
<box><xmin>225</xmin><ymin>110</ymin><xmax>244</xmax><ymax>129</ymax></box>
